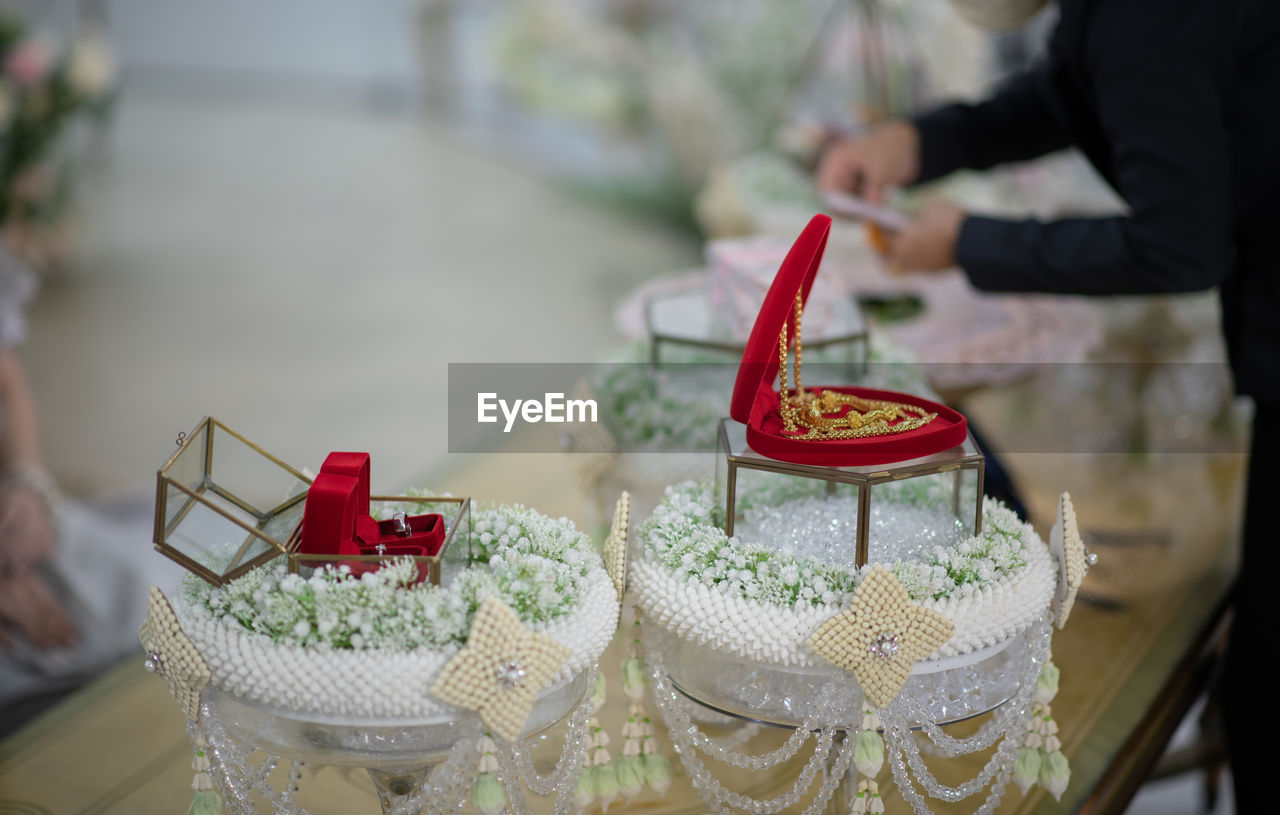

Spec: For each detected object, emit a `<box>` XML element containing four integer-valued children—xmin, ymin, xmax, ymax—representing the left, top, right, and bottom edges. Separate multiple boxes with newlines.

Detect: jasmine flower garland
<box><xmin>183</xmin><ymin>504</ymin><xmax>599</xmax><ymax>650</ymax></box>
<box><xmin>640</xmin><ymin>481</ymin><xmax>1028</xmax><ymax>609</ymax></box>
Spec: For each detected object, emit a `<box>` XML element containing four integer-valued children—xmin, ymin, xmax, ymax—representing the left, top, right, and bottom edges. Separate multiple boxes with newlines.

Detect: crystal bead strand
<box><xmin>546</xmin><ymin>748</ymin><xmax>587</xmax><ymax>815</ymax></box>
<box><xmin>196</xmin><ymin>709</ymin><xmax>307</xmax><ymax>815</ymax></box>
<box><xmin>908</xmin><ymin>673</ymin><xmax>1026</xmax><ymax>756</ymax></box>
<box><xmin>882</xmin><ymin>682</ymin><xmax>1020</xmax><ymax>814</ymax></box>
<box><xmin>512</xmin><ymin>668</ymin><xmax>595</xmax><ymax>796</ymax></box>
<box><xmin>643</xmin><ymin>639</ymin><xmax>841</xmax><ymax>772</ymax></box>
<box><xmin>216</xmin><ymin>747</ymin><xmax>291</xmax><ymax>812</ymax></box>
<box><xmin>878</xmin><ymin>615</ymin><xmax>1055</xmax><ymax>815</ymax></box>
<box><xmin>495</xmin><ymin>718</ymin><xmax>586</xmax><ymax>815</ymax></box>
<box><xmin>278</xmin><ymin>761</ymin><xmax>304</xmax><ymax>809</ymax></box>
<box><xmin>797</xmin><ymin>732</ymin><xmax>855</xmax><ymax>815</ymax></box>
<box><xmin>888</xmin><ymin>734</ymin><xmax>1016</xmax><ymax>815</ymax></box>
<box><xmin>648</xmin><ymin>666</ymin><xmax>815</xmax><ymax>770</ymax></box>
<box><xmin>406</xmin><ymin>730</ymin><xmax>483</xmax><ymax>815</ymax></box>
<box><xmin>188</xmin><ymin>718</ymin><xmax>254</xmax><ymax>815</ymax></box>
<box><xmin>895</xmin><ymin>714</ymin><xmax>1018</xmax><ymax>801</ymax></box>
<box><xmin>647</xmin><ymin>647</ymin><xmax>863</xmax><ymax>776</ymax></box>
<box><xmin>710</xmin><ymin>721</ymin><xmax>764</xmax><ymax>751</ymax></box>
<box><xmin>494</xmin><ymin>739</ymin><xmax>534</xmax><ymax>815</ymax></box>
<box><xmin>673</xmin><ymin>721</ymin><xmax>837</xmax><ymax>815</ymax></box>
<box><xmin>650</xmin><ymin>658</ymin><xmax>860</xmax><ymax>815</ymax></box>
<box><xmin>912</xmin><ymin>616</ymin><xmax>1054</xmax><ymax>756</ymax></box>
<box><xmin>889</xmin><ymin>734</ymin><xmax>945</xmax><ymax>815</ymax></box>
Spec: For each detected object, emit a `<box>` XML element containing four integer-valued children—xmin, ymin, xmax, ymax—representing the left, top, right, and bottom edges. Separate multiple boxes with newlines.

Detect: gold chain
<box><xmin>777</xmin><ymin>296</ymin><xmax>936</xmax><ymax>440</ymax></box>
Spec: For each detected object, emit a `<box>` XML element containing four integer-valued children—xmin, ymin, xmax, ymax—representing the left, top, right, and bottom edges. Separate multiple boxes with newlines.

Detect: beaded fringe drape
<box><xmin>189</xmin><ymin>668</ymin><xmax>599</xmax><ymax>815</ymax></box>
<box><xmin>643</xmin><ymin>615</ymin><xmax>1054</xmax><ymax>815</ymax></box>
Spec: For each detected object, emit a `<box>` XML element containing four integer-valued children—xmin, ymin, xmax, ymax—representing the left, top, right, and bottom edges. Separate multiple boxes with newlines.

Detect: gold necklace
<box><xmin>777</xmin><ymin>295</ymin><xmax>936</xmax><ymax>440</ymax></box>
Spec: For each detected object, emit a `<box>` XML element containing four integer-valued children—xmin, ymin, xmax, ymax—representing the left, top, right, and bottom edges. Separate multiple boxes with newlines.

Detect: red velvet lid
<box><xmin>729</xmin><ymin>214</ymin><xmax>967</xmax><ymax>465</ymax></box>
<box><xmin>729</xmin><ymin>214</ymin><xmax>832</xmax><ymax>427</ymax></box>
<box><xmin>320</xmin><ymin>452</ymin><xmax>370</xmax><ymax>508</ymax></box>
<box><xmin>300</xmin><ymin>472</ymin><xmax>361</xmax><ymax>555</ymax></box>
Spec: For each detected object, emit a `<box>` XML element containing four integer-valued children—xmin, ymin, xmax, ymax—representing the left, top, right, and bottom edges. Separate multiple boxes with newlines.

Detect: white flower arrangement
<box><xmin>183</xmin><ymin>504</ymin><xmax>600</xmax><ymax>651</ymax></box>
<box><xmin>640</xmin><ymin>481</ymin><xmax>1028</xmax><ymax>610</ymax></box>
<box><xmin>591</xmin><ymin>355</ymin><xmax>732</xmax><ymax>452</ymax></box>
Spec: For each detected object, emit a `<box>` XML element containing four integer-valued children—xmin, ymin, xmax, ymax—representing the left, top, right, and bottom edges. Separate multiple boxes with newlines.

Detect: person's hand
<box><xmin>0</xmin><ymin>483</ymin><xmax>55</xmax><ymax>576</ymax></box>
<box><xmin>884</xmin><ymin>200</ymin><xmax>966</xmax><ymax>272</ymax></box>
<box><xmin>0</xmin><ymin>572</ymin><xmax>77</xmax><ymax>651</ymax></box>
<box><xmin>816</xmin><ymin>120</ymin><xmax>921</xmax><ymax>203</ymax></box>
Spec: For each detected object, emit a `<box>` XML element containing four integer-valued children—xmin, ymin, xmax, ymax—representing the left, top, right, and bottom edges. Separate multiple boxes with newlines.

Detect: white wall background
<box><xmin>18</xmin><ymin>0</ymin><xmax>430</xmax><ymax>89</ymax></box>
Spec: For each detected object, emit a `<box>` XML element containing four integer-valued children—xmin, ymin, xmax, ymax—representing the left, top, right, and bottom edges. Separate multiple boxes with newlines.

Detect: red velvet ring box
<box><xmin>297</xmin><ymin>452</ymin><xmax>445</xmax><ymax>581</ymax></box>
<box><xmin>728</xmin><ymin>214</ymin><xmax>968</xmax><ymax>466</ymax></box>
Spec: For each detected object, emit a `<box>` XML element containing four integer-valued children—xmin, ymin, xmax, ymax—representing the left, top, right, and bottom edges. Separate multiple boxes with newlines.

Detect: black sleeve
<box><xmin>956</xmin><ymin>3</ymin><xmax>1235</xmax><ymax>295</ymax></box>
<box><xmin>912</xmin><ymin>66</ymin><xmax>1072</xmax><ymax>184</ymax></box>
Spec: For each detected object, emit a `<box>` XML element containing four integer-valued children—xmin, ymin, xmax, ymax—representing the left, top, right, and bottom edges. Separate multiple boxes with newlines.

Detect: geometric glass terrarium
<box><xmin>154</xmin><ymin>416</ymin><xmax>314</xmax><ymax>586</ymax></box>
<box><xmin>154</xmin><ymin>417</ymin><xmax>472</xmax><ymax>587</ymax></box>
<box><xmin>715</xmin><ymin>417</ymin><xmax>984</xmax><ymax>568</ymax></box>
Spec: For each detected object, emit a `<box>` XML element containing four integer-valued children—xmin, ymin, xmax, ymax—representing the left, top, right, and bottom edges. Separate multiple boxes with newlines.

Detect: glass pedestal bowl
<box><xmin>652</xmin><ymin>625</ymin><xmax>1029</xmax><ymax>729</ymax></box>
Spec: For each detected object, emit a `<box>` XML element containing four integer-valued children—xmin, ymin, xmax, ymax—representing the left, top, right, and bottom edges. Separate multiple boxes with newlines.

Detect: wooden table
<box><xmin>0</xmin><ymin>448</ymin><xmax>1240</xmax><ymax>814</ymax></box>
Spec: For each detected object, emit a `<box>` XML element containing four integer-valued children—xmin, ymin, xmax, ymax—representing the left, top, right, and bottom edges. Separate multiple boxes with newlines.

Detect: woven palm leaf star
<box><xmin>431</xmin><ymin>597</ymin><xmax>571</xmax><ymax>742</ymax></box>
<box><xmin>1051</xmin><ymin>492</ymin><xmax>1094</xmax><ymax>629</ymax></box>
<box><xmin>137</xmin><ymin>586</ymin><xmax>212</xmax><ymax>721</ymax></box>
<box><xmin>807</xmin><ymin>566</ymin><xmax>953</xmax><ymax>710</ymax></box>
<box><xmin>604</xmin><ymin>491</ymin><xmax>630</xmax><ymax>601</ymax></box>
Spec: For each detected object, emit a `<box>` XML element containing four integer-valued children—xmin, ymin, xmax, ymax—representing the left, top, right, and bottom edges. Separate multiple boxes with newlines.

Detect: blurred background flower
<box><xmin>0</xmin><ymin>14</ymin><xmax>116</xmax><ymax>275</ymax></box>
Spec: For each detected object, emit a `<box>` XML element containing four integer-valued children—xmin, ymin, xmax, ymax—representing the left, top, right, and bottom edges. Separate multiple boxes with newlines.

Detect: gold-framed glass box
<box><xmin>154</xmin><ymin>417</ymin><xmax>471</xmax><ymax>587</ymax></box>
<box><xmin>713</xmin><ymin>418</ymin><xmax>985</xmax><ymax>568</ymax></box>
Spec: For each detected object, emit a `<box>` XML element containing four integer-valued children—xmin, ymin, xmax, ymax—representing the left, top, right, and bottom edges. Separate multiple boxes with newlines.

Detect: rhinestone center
<box><xmin>869</xmin><ymin>632</ymin><xmax>900</xmax><ymax>659</ymax></box>
<box><xmin>496</xmin><ymin>661</ymin><xmax>527</xmax><ymax>689</ymax></box>
<box><xmin>143</xmin><ymin>651</ymin><xmax>165</xmax><ymax>675</ymax></box>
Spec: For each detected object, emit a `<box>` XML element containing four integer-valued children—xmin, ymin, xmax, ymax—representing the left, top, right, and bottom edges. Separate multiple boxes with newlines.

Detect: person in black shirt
<box><xmin>818</xmin><ymin>0</ymin><xmax>1279</xmax><ymax>808</ymax></box>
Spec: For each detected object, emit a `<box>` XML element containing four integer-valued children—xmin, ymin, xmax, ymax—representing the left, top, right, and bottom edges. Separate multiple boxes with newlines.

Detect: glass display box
<box><xmin>154</xmin><ymin>417</ymin><xmax>470</xmax><ymax>586</ymax></box>
<box><xmin>714</xmin><ymin>418</ymin><xmax>984</xmax><ymax>568</ymax></box>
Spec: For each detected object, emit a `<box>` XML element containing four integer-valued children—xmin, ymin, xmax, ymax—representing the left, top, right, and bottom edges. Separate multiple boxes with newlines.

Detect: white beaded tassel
<box><xmin>187</xmin><ymin>737</ymin><xmax>222</xmax><ymax>815</ymax></box>
<box><xmin>1012</xmin><ymin>659</ymin><xmax>1070</xmax><ymax>800</ymax></box>
<box><xmin>850</xmin><ymin>779</ymin><xmax>886</xmax><ymax>814</ymax></box>
<box><xmin>852</xmin><ymin>708</ymin><xmax>884</xmax><ymax>779</ymax></box>
<box><xmin>616</xmin><ymin>703</ymin><xmax>647</xmax><ymax>800</ymax></box>
<box><xmin>616</xmin><ymin>617</ymin><xmax>672</xmax><ymax>797</ymax></box>
<box><xmin>575</xmin><ymin>717</ymin><xmax>619</xmax><ymax>811</ymax></box>
<box><xmin>472</xmin><ymin>736</ymin><xmax>506</xmax><ymax>815</ymax></box>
